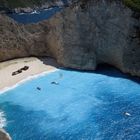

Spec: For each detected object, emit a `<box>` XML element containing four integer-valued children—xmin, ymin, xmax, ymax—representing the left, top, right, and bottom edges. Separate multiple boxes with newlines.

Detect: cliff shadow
<box><xmin>39</xmin><ymin>57</ymin><xmax>140</xmax><ymax>85</ymax></box>
<box><xmin>39</xmin><ymin>57</ymin><xmax>60</xmax><ymax>68</ymax></box>
<box><xmin>95</xmin><ymin>64</ymin><xmax>140</xmax><ymax>84</ymax></box>
<box><xmin>60</xmin><ymin>64</ymin><xmax>140</xmax><ymax>85</ymax></box>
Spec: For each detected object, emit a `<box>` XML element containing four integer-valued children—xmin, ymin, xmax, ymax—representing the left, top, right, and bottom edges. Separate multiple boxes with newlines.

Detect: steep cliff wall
<box><xmin>45</xmin><ymin>0</ymin><xmax>140</xmax><ymax>76</ymax></box>
<box><xmin>0</xmin><ymin>14</ymin><xmax>53</xmax><ymax>61</ymax></box>
<box><xmin>0</xmin><ymin>0</ymin><xmax>139</xmax><ymax>76</ymax></box>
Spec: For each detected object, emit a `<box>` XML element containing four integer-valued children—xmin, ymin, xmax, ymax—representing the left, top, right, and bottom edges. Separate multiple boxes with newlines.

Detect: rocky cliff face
<box><xmin>58</xmin><ymin>0</ymin><xmax>140</xmax><ymax>75</ymax></box>
<box><xmin>0</xmin><ymin>14</ymin><xmax>53</xmax><ymax>61</ymax></box>
<box><xmin>0</xmin><ymin>0</ymin><xmax>140</xmax><ymax>76</ymax></box>
<box><xmin>45</xmin><ymin>0</ymin><xmax>140</xmax><ymax>76</ymax></box>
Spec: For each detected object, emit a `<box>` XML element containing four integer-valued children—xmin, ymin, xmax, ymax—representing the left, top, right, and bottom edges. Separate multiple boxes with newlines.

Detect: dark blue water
<box><xmin>0</xmin><ymin>68</ymin><xmax>140</xmax><ymax>140</ymax></box>
<box><xmin>8</xmin><ymin>7</ymin><xmax>61</xmax><ymax>24</ymax></box>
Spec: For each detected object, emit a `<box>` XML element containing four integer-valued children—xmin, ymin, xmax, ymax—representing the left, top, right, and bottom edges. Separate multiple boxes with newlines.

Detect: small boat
<box><xmin>124</xmin><ymin>112</ymin><xmax>131</xmax><ymax>116</ymax></box>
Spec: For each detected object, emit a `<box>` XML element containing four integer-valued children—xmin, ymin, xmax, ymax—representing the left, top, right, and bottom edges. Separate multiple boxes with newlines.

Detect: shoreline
<box><xmin>0</xmin><ymin>69</ymin><xmax>58</xmax><ymax>94</ymax></box>
<box><xmin>0</xmin><ymin>57</ymin><xmax>58</xmax><ymax>94</ymax></box>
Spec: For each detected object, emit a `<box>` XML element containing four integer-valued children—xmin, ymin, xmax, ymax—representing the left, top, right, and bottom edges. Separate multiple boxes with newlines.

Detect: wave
<box><xmin>0</xmin><ymin>111</ymin><xmax>7</xmax><ymax>128</ymax></box>
<box><xmin>30</xmin><ymin>10</ymin><xmax>40</xmax><ymax>15</ymax></box>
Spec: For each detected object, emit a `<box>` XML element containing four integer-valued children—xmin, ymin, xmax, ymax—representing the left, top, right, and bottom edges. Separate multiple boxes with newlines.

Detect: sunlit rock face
<box><xmin>45</xmin><ymin>0</ymin><xmax>140</xmax><ymax>76</ymax></box>
<box><xmin>0</xmin><ymin>0</ymin><xmax>140</xmax><ymax>76</ymax></box>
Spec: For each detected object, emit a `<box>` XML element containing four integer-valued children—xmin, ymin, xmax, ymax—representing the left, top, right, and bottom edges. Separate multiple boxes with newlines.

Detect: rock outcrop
<box><xmin>0</xmin><ymin>14</ymin><xmax>52</xmax><ymax>61</ymax></box>
<box><xmin>0</xmin><ymin>129</ymin><xmax>11</xmax><ymax>140</ymax></box>
<box><xmin>51</xmin><ymin>0</ymin><xmax>140</xmax><ymax>76</ymax></box>
<box><xmin>0</xmin><ymin>0</ymin><xmax>140</xmax><ymax>76</ymax></box>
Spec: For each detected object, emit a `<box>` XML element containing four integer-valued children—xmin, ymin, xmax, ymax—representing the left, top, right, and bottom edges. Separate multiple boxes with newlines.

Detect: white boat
<box><xmin>124</xmin><ymin>112</ymin><xmax>131</xmax><ymax>116</ymax></box>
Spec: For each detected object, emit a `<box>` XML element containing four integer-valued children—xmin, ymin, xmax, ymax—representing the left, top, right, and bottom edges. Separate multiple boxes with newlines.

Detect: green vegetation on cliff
<box><xmin>123</xmin><ymin>0</ymin><xmax>140</xmax><ymax>12</ymax></box>
<box><xmin>0</xmin><ymin>0</ymin><xmax>50</xmax><ymax>8</ymax></box>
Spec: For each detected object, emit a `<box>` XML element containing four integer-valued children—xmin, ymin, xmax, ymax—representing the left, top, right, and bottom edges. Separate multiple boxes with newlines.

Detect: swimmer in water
<box><xmin>37</xmin><ymin>87</ymin><xmax>41</xmax><ymax>91</ymax></box>
<box><xmin>51</xmin><ymin>81</ymin><xmax>59</xmax><ymax>85</ymax></box>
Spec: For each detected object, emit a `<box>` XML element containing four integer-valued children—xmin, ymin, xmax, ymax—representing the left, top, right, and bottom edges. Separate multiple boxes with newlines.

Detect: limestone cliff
<box><xmin>0</xmin><ymin>0</ymin><xmax>140</xmax><ymax>77</ymax></box>
<box><xmin>46</xmin><ymin>0</ymin><xmax>140</xmax><ymax>76</ymax></box>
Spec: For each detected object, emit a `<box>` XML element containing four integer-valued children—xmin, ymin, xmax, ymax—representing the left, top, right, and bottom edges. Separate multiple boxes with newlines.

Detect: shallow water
<box><xmin>0</xmin><ymin>67</ymin><xmax>140</xmax><ymax>140</ymax></box>
<box><xmin>8</xmin><ymin>7</ymin><xmax>61</xmax><ymax>24</ymax></box>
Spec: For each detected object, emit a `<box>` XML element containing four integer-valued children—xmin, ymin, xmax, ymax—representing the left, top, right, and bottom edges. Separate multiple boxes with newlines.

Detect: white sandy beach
<box><xmin>0</xmin><ymin>57</ymin><xmax>58</xmax><ymax>93</ymax></box>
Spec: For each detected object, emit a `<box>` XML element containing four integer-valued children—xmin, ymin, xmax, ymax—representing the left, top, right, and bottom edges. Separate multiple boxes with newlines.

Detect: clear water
<box><xmin>8</xmin><ymin>7</ymin><xmax>61</xmax><ymax>24</ymax></box>
<box><xmin>0</xmin><ymin>67</ymin><xmax>140</xmax><ymax>140</ymax></box>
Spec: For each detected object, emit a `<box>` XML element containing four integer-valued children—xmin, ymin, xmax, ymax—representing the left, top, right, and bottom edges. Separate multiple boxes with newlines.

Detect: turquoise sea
<box><xmin>4</xmin><ymin>1</ymin><xmax>140</xmax><ymax>139</ymax></box>
<box><xmin>0</xmin><ymin>67</ymin><xmax>140</xmax><ymax>140</ymax></box>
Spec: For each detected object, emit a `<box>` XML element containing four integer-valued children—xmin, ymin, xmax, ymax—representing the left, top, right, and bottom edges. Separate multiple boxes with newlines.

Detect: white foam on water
<box><xmin>30</xmin><ymin>10</ymin><xmax>40</xmax><ymax>14</ymax></box>
<box><xmin>0</xmin><ymin>111</ymin><xmax>7</xmax><ymax>128</ymax></box>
